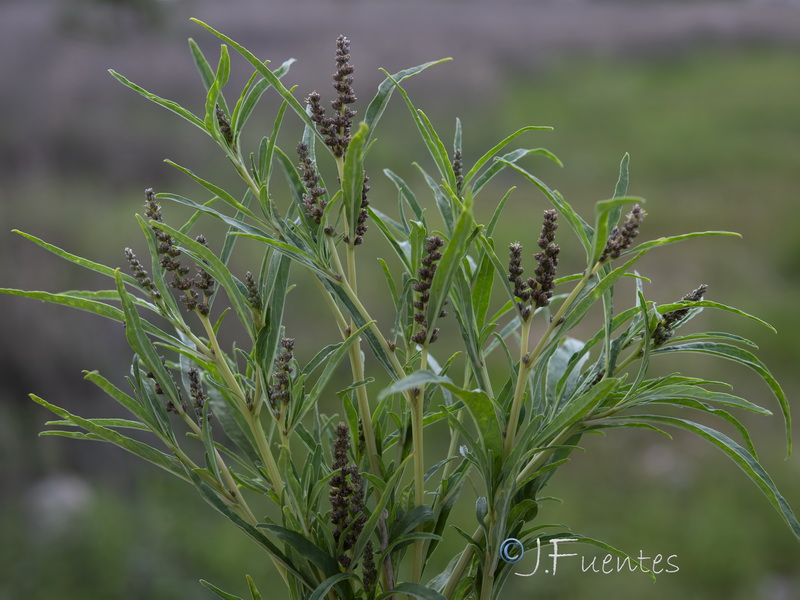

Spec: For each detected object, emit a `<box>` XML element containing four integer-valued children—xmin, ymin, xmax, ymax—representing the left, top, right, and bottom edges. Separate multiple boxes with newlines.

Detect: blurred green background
<box><xmin>2</xmin><ymin>0</ymin><xmax>800</xmax><ymax>598</ymax></box>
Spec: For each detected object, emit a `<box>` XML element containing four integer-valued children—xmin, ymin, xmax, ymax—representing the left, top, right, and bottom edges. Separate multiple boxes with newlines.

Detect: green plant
<box><xmin>5</xmin><ymin>20</ymin><xmax>798</xmax><ymax>600</ymax></box>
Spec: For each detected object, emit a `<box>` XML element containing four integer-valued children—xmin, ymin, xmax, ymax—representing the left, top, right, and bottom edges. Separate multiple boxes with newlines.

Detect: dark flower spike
<box><xmin>452</xmin><ymin>149</ymin><xmax>463</xmax><ymax>196</ymax></box>
<box><xmin>530</xmin><ymin>209</ymin><xmax>559</xmax><ymax>309</ymax></box>
<box><xmin>297</xmin><ymin>142</ymin><xmax>328</xmax><ymax>224</ymax></box>
<box><xmin>193</xmin><ymin>234</ymin><xmax>215</xmax><ymax>316</ymax></box>
<box><xmin>345</xmin><ymin>174</ymin><xmax>370</xmax><ymax>246</ymax></box>
<box><xmin>305</xmin><ymin>35</ymin><xmax>357</xmax><ymax>158</ymax></box>
<box><xmin>601</xmin><ymin>204</ymin><xmax>646</xmax><ymax>262</ymax></box>
<box><xmin>329</xmin><ymin>422</ymin><xmax>366</xmax><ymax>568</ymax></box>
<box><xmin>653</xmin><ymin>284</ymin><xmax>708</xmax><ymax>347</ymax></box>
<box><xmin>268</xmin><ymin>338</ymin><xmax>295</xmax><ymax>414</ymax></box>
<box><xmin>508</xmin><ymin>242</ymin><xmax>531</xmax><ymax>320</ymax></box>
<box><xmin>362</xmin><ymin>541</ymin><xmax>377</xmax><ymax>597</ymax></box>
<box><xmin>188</xmin><ymin>367</ymin><xmax>209</xmax><ymax>419</ymax></box>
<box><xmin>124</xmin><ymin>247</ymin><xmax>161</xmax><ymax>300</ymax></box>
<box><xmin>215</xmin><ymin>104</ymin><xmax>233</xmax><ymax>147</ymax></box>
<box><xmin>412</xmin><ymin>235</ymin><xmax>445</xmax><ymax>344</ymax></box>
<box><xmin>245</xmin><ymin>271</ymin><xmax>262</xmax><ymax>311</ymax></box>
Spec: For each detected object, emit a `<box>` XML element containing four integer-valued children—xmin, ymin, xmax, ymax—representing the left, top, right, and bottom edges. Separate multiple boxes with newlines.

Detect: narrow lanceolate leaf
<box><xmin>30</xmin><ymin>394</ymin><xmax>185</xmax><ymax>479</ymax></box>
<box><xmin>203</xmin><ymin>44</ymin><xmax>231</xmax><ymax>134</ymax></box>
<box><xmin>190</xmin><ymin>19</ymin><xmax>323</xmax><ymax>144</ymax></box>
<box><xmin>656</xmin><ymin>300</ymin><xmax>776</xmax><ymax>333</ymax></box>
<box><xmin>462</xmin><ymin>126</ymin><xmax>555</xmax><ymax>190</ymax></box>
<box><xmin>498</xmin><ymin>159</ymin><xmax>592</xmax><ymax>259</ymax></box>
<box><xmin>472</xmin><ymin>149</ymin><xmax>561</xmax><ymax>197</ymax></box>
<box><xmin>615</xmin><ymin>415</ymin><xmax>800</xmax><ymax>542</ymax></box>
<box><xmin>536</xmin><ymin>378</ymin><xmax>619</xmax><ymax>445</ymax></box>
<box><xmin>379</xmin><ymin>371</ymin><xmax>503</xmax><ymax>459</ymax></box>
<box><xmin>233</xmin><ymin>59</ymin><xmax>295</xmax><ymax>144</ymax></box>
<box><xmin>164</xmin><ymin>161</ymin><xmax>261</xmax><ymax>222</ymax></box>
<box><xmin>652</xmin><ymin>341</ymin><xmax>791</xmax><ymax>455</ymax></box>
<box><xmin>342</xmin><ymin>122</ymin><xmax>369</xmax><ymax>240</ymax></box>
<box><xmin>426</xmin><ymin>198</ymin><xmax>480</xmax><ymax>342</ymax></box>
<box><xmin>257</xmin><ymin>525</ymin><xmax>339</xmax><ymax>577</ymax></box>
<box><xmin>381</xmin><ymin>583</ymin><xmax>446</xmax><ymax>600</ymax></box>
<box><xmin>13</xmin><ymin>230</ymin><xmax>139</xmax><ymax>287</ymax></box>
<box><xmin>623</xmin><ymin>231</ymin><xmax>740</xmax><ymax>256</ymax></box>
<box><xmin>199</xmin><ymin>580</ymin><xmax>245</xmax><ymax>600</ymax></box>
<box><xmin>364</xmin><ymin>58</ymin><xmax>451</xmax><ymax>145</ymax></box>
<box><xmin>109</xmin><ymin>70</ymin><xmax>206</xmax><ymax>132</ymax></box>
<box><xmin>607</xmin><ymin>152</ymin><xmax>630</xmax><ymax>230</ymax></box>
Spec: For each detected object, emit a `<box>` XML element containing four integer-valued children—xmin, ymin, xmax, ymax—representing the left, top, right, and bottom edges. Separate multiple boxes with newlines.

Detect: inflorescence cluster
<box><xmin>329</xmin><ymin>422</ymin><xmax>366</xmax><ymax>569</ymax></box>
<box><xmin>412</xmin><ymin>235</ymin><xmax>446</xmax><ymax>344</ymax></box>
<box><xmin>507</xmin><ymin>209</ymin><xmax>560</xmax><ymax>321</ymax></box>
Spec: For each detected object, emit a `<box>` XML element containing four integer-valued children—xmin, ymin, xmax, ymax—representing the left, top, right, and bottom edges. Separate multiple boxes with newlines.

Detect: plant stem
<box><xmin>199</xmin><ymin>314</ymin><xmax>285</xmax><ymax>499</ymax></box>
<box><xmin>504</xmin><ymin>317</ymin><xmax>532</xmax><ymax>456</ymax></box>
<box><xmin>443</xmin><ymin>527</ymin><xmax>485</xmax><ymax>599</ymax></box>
<box><xmin>411</xmin><ymin>348</ymin><xmax>428</xmax><ymax>584</ymax></box>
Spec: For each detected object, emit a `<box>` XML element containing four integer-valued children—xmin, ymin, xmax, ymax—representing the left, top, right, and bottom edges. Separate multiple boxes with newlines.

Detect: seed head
<box><xmin>329</xmin><ymin>422</ymin><xmax>366</xmax><ymax>567</ymax></box>
<box><xmin>653</xmin><ymin>284</ymin><xmax>708</xmax><ymax>347</ymax></box>
<box><xmin>601</xmin><ymin>204</ymin><xmax>645</xmax><ymax>262</ymax></box>
<box><xmin>268</xmin><ymin>338</ymin><xmax>294</xmax><ymax>412</ymax></box>
<box><xmin>530</xmin><ymin>209</ymin><xmax>559</xmax><ymax>308</ymax></box>
<box><xmin>297</xmin><ymin>142</ymin><xmax>328</xmax><ymax>224</ymax></box>
<box><xmin>245</xmin><ymin>271</ymin><xmax>262</xmax><ymax>311</ymax></box>
<box><xmin>411</xmin><ymin>236</ymin><xmax>445</xmax><ymax>345</ymax></box>
<box><xmin>452</xmin><ymin>149</ymin><xmax>463</xmax><ymax>196</ymax></box>
<box><xmin>125</xmin><ymin>247</ymin><xmax>161</xmax><ymax>300</ymax></box>
<box><xmin>215</xmin><ymin>104</ymin><xmax>234</xmax><ymax>147</ymax></box>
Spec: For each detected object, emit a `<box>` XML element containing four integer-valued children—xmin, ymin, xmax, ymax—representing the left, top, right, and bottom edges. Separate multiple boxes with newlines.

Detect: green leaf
<box><xmin>626</xmin><ymin>231</ymin><xmax>740</xmax><ymax>256</ymax></box>
<box><xmin>657</xmin><ymin>300</ymin><xmax>776</xmax><ymax>333</ymax></box>
<box><xmin>203</xmin><ymin>44</ymin><xmax>230</xmax><ymax>134</ymax></box>
<box><xmin>109</xmin><ymin>69</ymin><xmax>205</xmax><ymax>132</ymax></box>
<box><xmin>342</xmin><ymin>122</ymin><xmax>369</xmax><ymax>240</ymax></box>
<box><xmin>426</xmin><ymin>198</ymin><xmax>479</xmax><ymax>342</ymax></box>
<box><xmin>379</xmin><ymin>371</ymin><xmax>503</xmax><ymax>459</ymax></box>
<box><xmin>30</xmin><ymin>394</ymin><xmax>184</xmax><ymax>479</ymax></box>
<box><xmin>13</xmin><ymin>230</ymin><xmax>139</xmax><ymax>287</ymax></box>
<box><xmin>232</xmin><ymin>59</ymin><xmax>295</xmax><ymax>143</ymax></box>
<box><xmin>364</xmin><ymin>58</ymin><xmax>451</xmax><ymax>146</ymax></box>
<box><xmin>245</xmin><ymin>576</ymin><xmax>262</xmax><ymax>600</ymax></box>
<box><xmin>380</xmin><ymin>583</ymin><xmax>446</xmax><ymax>600</ymax></box>
<box><xmin>164</xmin><ymin>161</ymin><xmax>261</xmax><ymax>221</ymax></box>
<box><xmin>498</xmin><ymin>159</ymin><xmax>592</xmax><ymax>259</ymax></box>
<box><xmin>190</xmin><ymin>19</ymin><xmax>322</xmax><ymax>144</ymax></box>
<box><xmin>653</xmin><ymin>341</ymin><xmax>790</xmax><ymax>455</ymax></box>
<box><xmin>308</xmin><ymin>573</ymin><xmax>357</xmax><ymax>600</ymax></box>
<box><xmin>536</xmin><ymin>378</ymin><xmax>619</xmax><ymax>444</ymax></box>
<box><xmin>616</xmin><ymin>415</ymin><xmax>800</xmax><ymax>542</ymax></box>
<box><xmin>462</xmin><ymin>126</ymin><xmax>555</xmax><ymax>190</ymax></box>
<box><xmin>472</xmin><ymin>148</ymin><xmax>561</xmax><ymax>197</ymax></box>
<box><xmin>257</xmin><ymin>524</ymin><xmax>339</xmax><ymax>577</ymax></box>
<box><xmin>384</xmin><ymin>168</ymin><xmax>424</xmax><ymax>223</ymax></box>
<box><xmin>200</xmin><ymin>580</ymin><xmax>244</xmax><ymax>600</ymax></box>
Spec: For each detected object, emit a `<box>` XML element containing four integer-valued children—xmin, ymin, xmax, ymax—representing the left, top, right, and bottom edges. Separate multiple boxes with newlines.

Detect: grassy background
<box><xmin>1</xmin><ymin>1</ymin><xmax>799</xmax><ymax>599</ymax></box>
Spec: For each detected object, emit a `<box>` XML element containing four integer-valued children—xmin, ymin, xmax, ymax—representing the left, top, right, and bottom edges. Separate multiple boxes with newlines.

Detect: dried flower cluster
<box><xmin>329</xmin><ymin>422</ymin><xmax>366</xmax><ymax>568</ymax></box>
<box><xmin>601</xmin><ymin>204</ymin><xmax>645</xmax><ymax>262</ymax></box>
<box><xmin>345</xmin><ymin>175</ymin><xmax>370</xmax><ymax>246</ymax></box>
<box><xmin>139</xmin><ymin>188</ymin><xmax>216</xmax><ymax>314</ymax></box>
<box><xmin>452</xmin><ymin>149</ymin><xmax>463</xmax><ymax>196</ymax></box>
<box><xmin>268</xmin><ymin>338</ymin><xmax>294</xmax><ymax>415</ymax></box>
<box><xmin>215</xmin><ymin>103</ymin><xmax>233</xmax><ymax>147</ymax></box>
<box><xmin>307</xmin><ymin>35</ymin><xmax>356</xmax><ymax>158</ymax></box>
<box><xmin>653</xmin><ymin>284</ymin><xmax>708</xmax><ymax>347</ymax></box>
<box><xmin>507</xmin><ymin>209</ymin><xmax>560</xmax><ymax>320</ymax></box>
<box><xmin>188</xmin><ymin>367</ymin><xmax>209</xmax><ymax>419</ymax></box>
<box><xmin>297</xmin><ymin>142</ymin><xmax>328</xmax><ymax>224</ymax></box>
<box><xmin>124</xmin><ymin>247</ymin><xmax>161</xmax><ymax>300</ymax></box>
<box><xmin>412</xmin><ymin>235</ymin><xmax>445</xmax><ymax>344</ymax></box>
<box><xmin>245</xmin><ymin>271</ymin><xmax>261</xmax><ymax>311</ymax></box>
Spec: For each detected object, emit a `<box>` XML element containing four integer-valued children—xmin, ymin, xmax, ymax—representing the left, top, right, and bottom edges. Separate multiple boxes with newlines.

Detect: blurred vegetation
<box><xmin>2</xmin><ymin>15</ymin><xmax>799</xmax><ymax>600</ymax></box>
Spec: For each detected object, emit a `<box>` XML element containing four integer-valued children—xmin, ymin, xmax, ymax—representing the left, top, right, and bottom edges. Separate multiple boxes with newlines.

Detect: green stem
<box><xmin>443</xmin><ymin>527</ymin><xmax>485</xmax><ymax>599</ymax></box>
<box><xmin>199</xmin><ymin>315</ymin><xmax>285</xmax><ymax>499</ymax></box>
<box><xmin>411</xmin><ymin>348</ymin><xmax>428</xmax><ymax>584</ymax></box>
<box><xmin>504</xmin><ymin>317</ymin><xmax>532</xmax><ymax>456</ymax></box>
